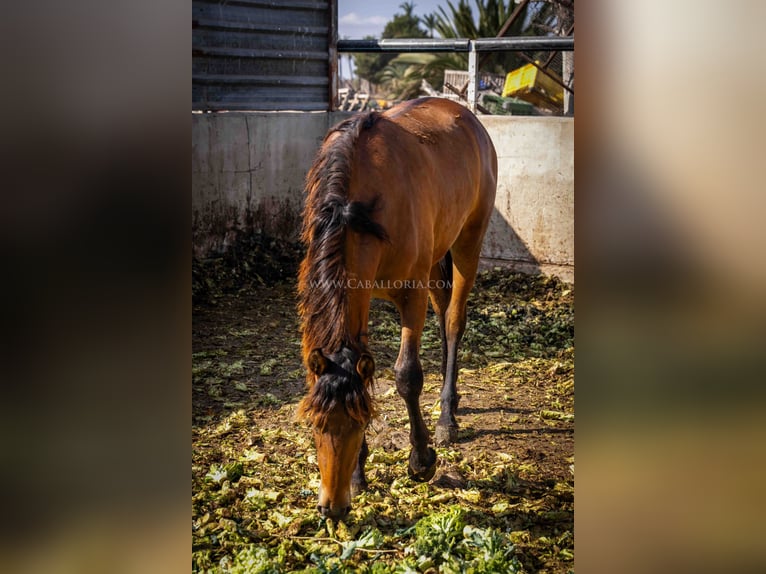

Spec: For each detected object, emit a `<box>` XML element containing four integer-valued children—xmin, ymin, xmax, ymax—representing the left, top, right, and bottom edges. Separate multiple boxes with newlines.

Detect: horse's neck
<box><xmin>345</xmin><ymin>282</ymin><xmax>372</xmax><ymax>348</ymax></box>
<box><xmin>342</xmin><ymin>239</ymin><xmax>383</xmax><ymax>348</ymax></box>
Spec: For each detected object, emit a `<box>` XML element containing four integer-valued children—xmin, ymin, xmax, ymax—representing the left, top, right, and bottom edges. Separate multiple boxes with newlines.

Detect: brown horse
<box><xmin>297</xmin><ymin>97</ymin><xmax>497</xmax><ymax>519</ymax></box>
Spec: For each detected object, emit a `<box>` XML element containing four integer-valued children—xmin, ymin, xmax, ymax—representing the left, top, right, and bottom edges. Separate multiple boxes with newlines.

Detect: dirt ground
<box><xmin>192</xmin><ymin>252</ymin><xmax>574</xmax><ymax>573</ymax></box>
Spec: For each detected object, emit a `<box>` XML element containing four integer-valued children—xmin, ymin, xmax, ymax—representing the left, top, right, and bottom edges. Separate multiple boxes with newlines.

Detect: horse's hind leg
<box><xmin>393</xmin><ymin>288</ymin><xmax>437</xmax><ymax>482</ymax></box>
<box><xmin>434</xmin><ymin>234</ymin><xmax>485</xmax><ymax>446</ymax></box>
<box><xmin>428</xmin><ymin>252</ymin><xmax>453</xmax><ymax>379</ymax></box>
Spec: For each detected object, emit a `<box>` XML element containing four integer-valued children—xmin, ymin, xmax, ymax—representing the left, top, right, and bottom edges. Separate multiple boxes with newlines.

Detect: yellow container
<box><xmin>501</xmin><ymin>62</ymin><xmax>564</xmax><ymax>111</ymax></box>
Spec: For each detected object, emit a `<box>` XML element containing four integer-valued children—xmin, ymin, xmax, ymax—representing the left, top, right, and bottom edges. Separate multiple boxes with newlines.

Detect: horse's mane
<box><xmin>298</xmin><ymin>111</ymin><xmax>388</xmax><ymax>359</ymax></box>
<box><xmin>297</xmin><ymin>348</ymin><xmax>376</xmax><ymax>429</ymax></box>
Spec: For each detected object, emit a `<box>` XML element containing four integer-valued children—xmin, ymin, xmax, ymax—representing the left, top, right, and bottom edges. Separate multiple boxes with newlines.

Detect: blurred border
<box><xmin>577</xmin><ymin>1</ymin><xmax>766</xmax><ymax>572</ymax></box>
<box><xmin>2</xmin><ymin>1</ymin><xmax>765</xmax><ymax>572</ymax></box>
<box><xmin>0</xmin><ymin>1</ymin><xmax>189</xmax><ymax>573</ymax></box>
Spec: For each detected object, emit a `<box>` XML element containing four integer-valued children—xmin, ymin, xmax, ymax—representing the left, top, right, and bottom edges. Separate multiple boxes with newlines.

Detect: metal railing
<box><xmin>337</xmin><ymin>36</ymin><xmax>574</xmax><ymax>113</ymax></box>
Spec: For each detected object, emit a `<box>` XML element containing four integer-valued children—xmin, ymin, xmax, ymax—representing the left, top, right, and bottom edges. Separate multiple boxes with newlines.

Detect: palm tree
<box><xmin>376</xmin><ymin>0</ymin><xmax>573</xmax><ymax>106</ymax></box>
<box><xmin>388</xmin><ymin>0</ymin><xmax>532</xmax><ymax>98</ymax></box>
<box><xmin>352</xmin><ymin>4</ymin><xmax>426</xmax><ymax>88</ymax></box>
<box><xmin>422</xmin><ymin>13</ymin><xmax>437</xmax><ymax>38</ymax></box>
<box><xmin>399</xmin><ymin>1</ymin><xmax>417</xmax><ymax>20</ymax></box>
<box><xmin>379</xmin><ymin>57</ymin><xmax>425</xmax><ymax>100</ymax></box>
<box><xmin>433</xmin><ymin>0</ymin><xmax>533</xmax><ymax>74</ymax></box>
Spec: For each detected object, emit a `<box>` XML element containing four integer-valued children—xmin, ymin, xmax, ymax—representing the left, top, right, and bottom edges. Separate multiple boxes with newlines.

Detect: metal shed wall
<box><xmin>192</xmin><ymin>0</ymin><xmax>335</xmax><ymax>111</ymax></box>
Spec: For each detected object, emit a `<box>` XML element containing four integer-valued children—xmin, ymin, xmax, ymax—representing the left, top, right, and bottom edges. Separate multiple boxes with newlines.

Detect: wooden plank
<box><xmin>193</xmin><ymin>101</ymin><xmax>328</xmax><ymax>111</ymax></box>
<box><xmin>192</xmin><ymin>89</ymin><xmax>328</xmax><ymax>109</ymax></box>
<box><xmin>192</xmin><ymin>46</ymin><xmax>328</xmax><ymax>60</ymax></box>
<box><xmin>193</xmin><ymin>74</ymin><xmax>328</xmax><ymax>86</ymax></box>
<box><xmin>193</xmin><ymin>29</ymin><xmax>328</xmax><ymax>52</ymax></box>
<box><xmin>192</xmin><ymin>3</ymin><xmax>326</xmax><ymax>28</ymax></box>
<box><xmin>193</xmin><ymin>57</ymin><xmax>327</xmax><ymax>77</ymax></box>
<box><xmin>212</xmin><ymin>0</ymin><xmax>329</xmax><ymax>10</ymax></box>
<box><xmin>193</xmin><ymin>18</ymin><xmax>327</xmax><ymax>36</ymax></box>
<box><xmin>193</xmin><ymin>86</ymin><xmax>327</xmax><ymax>101</ymax></box>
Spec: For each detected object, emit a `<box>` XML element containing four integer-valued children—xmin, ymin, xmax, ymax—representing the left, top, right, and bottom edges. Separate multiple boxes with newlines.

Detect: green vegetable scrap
<box><xmin>193</xmin><ymin>255</ymin><xmax>574</xmax><ymax>573</ymax></box>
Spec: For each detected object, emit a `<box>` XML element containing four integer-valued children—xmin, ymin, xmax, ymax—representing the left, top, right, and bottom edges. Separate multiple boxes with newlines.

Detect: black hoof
<box><xmin>407</xmin><ymin>447</ymin><xmax>437</xmax><ymax>482</ymax></box>
<box><xmin>434</xmin><ymin>424</ymin><xmax>458</xmax><ymax>446</ymax></box>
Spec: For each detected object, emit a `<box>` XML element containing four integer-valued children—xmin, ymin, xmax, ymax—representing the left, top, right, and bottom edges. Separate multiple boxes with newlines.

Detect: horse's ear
<box><xmin>356</xmin><ymin>353</ymin><xmax>375</xmax><ymax>380</ymax></box>
<box><xmin>308</xmin><ymin>348</ymin><xmax>327</xmax><ymax>376</ymax></box>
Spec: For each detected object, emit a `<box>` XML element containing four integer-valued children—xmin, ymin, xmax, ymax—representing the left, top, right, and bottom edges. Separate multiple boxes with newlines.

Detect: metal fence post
<box><xmin>467</xmin><ymin>41</ymin><xmax>478</xmax><ymax>113</ymax></box>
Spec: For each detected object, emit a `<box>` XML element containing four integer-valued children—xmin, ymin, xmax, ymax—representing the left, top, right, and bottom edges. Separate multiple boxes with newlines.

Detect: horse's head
<box><xmin>300</xmin><ymin>346</ymin><xmax>375</xmax><ymax>519</ymax></box>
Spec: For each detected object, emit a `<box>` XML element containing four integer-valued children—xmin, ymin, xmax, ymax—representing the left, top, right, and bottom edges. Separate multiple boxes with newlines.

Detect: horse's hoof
<box><xmin>407</xmin><ymin>447</ymin><xmax>437</xmax><ymax>482</ymax></box>
<box><xmin>435</xmin><ymin>424</ymin><xmax>458</xmax><ymax>446</ymax></box>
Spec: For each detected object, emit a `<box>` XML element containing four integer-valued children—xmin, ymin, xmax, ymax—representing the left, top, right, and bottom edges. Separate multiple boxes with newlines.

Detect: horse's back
<box><xmin>383</xmin><ymin>97</ymin><xmax>494</xmax><ymax>159</ymax></box>
<box><xmin>379</xmin><ymin>97</ymin><xmax>496</xmax><ymax>199</ymax></box>
<box><xmin>346</xmin><ymin>98</ymin><xmax>496</xmax><ymax>284</ymax></box>
<box><xmin>382</xmin><ymin>100</ymin><xmax>494</xmax><ymax>245</ymax></box>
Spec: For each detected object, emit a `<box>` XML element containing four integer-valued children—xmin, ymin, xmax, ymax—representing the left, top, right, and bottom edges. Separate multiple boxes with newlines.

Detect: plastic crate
<box><xmin>480</xmin><ymin>93</ymin><xmax>536</xmax><ymax>116</ymax></box>
<box><xmin>501</xmin><ymin>63</ymin><xmax>564</xmax><ymax>111</ymax></box>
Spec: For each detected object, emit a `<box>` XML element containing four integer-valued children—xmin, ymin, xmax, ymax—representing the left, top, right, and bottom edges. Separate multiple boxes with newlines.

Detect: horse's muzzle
<box><xmin>317</xmin><ymin>504</ymin><xmax>351</xmax><ymax>520</ymax></box>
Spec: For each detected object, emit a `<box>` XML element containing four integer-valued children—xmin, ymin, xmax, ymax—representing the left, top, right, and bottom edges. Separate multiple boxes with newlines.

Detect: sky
<box><xmin>338</xmin><ymin>0</ymin><xmax>446</xmax><ymax>39</ymax></box>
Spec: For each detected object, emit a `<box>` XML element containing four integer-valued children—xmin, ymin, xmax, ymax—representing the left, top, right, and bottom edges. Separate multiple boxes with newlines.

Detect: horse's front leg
<box><xmin>393</xmin><ymin>289</ymin><xmax>436</xmax><ymax>481</ymax></box>
<box><xmin>350</xmin><ymin>436</ymin><xmax>369</xmax><ymax>496</ymax></box>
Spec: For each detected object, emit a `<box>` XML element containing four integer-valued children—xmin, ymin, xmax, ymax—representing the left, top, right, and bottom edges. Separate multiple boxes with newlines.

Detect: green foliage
<box><xmin>208</xmin><ymin>510</ymin><xmax>522</xmax><ymax>573</ymax></box>
<box><xmin>383</xmin><ymin>2</ymin><xmax>427</xmax><ymax>39</ymax></box>
<box><xmin>193</xmin><ymin>266</ymin><xmax>574</xmax><ymax>573</ymax></box>
<box><xmin>461</xmin><ymin>525</ymin><xmax>523</xmax><ymax>573</ymax></box>
<box><xmin>352</xmin><ymin>36</ymin><xmax>393</xmax><ymax>87</ymax></box>
<box><xmin>366</xmin><ymin>1</ymin><xmax>539</xmax><ymax>98</ymax></box>
<box><xmin>433</xmin><ymin>0</ymin><xmax>529</xmax><ymax>39</ymax></box>
<box><xmin>379</xmin><ymin>53</ymin><xmax>437</xmax><ymax>100</ymax></box>
<box><xmin>352</xmin><ymin>4</ymin><xmax>427</xmax><ymax>87</ymax></box>
<box><xmin>223</xmin><ymin>545</ymin><xmax>281</xmax><ymax>574</ymax></box>
<box><xmin>205</xmin><ymin>462</ymin><xmax>244</xmax><ymax>484</ymax></box>
<box><xmin>412</xmin><ymin>505</ymin><xmax>467</xmax><ymax>561</ymax></box>
<box><xmin>433</xmin><ymin>0</ymin><xmax>533</xmax><ymax>74</ymax></box>
<box><xmin>422</xmin><ymin>13</ymin><xmax>438</xmax><ymax>38</ymax></box>
<box><xmin>408</xmin><ymin>506</ymin><xmax>522</xmax><ymax>572</ymax></box>
<box><xmin>339</xmin><ymin>527</ymin><xmax>384</xmax><ymax>560</ymax></box>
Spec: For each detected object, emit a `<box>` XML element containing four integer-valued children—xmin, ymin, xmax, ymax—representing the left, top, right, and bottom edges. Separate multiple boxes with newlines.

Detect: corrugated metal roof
<box><xmin>192</xmin><ymin>0</ymin><xmax>334</xmax><ymax>111</ymax></box>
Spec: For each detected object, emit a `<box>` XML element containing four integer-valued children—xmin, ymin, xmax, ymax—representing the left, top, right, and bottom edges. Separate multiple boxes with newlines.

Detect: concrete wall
<box><xmin>192</xmin><ymin>111</ymin><xmax>332</xmax><ymax>255</ymax></box>
<box><xmin>480</xmin><ymin>117</ymin><xmax>574</xmax><ymax>281</ymax></box>
<box><xmin>192</xmin><ymin>111</ymin><xmax>573</xmax><ymax>281</ymax></box>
